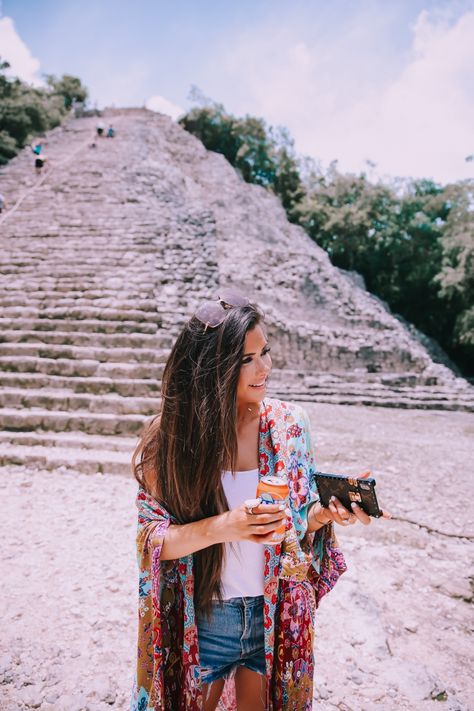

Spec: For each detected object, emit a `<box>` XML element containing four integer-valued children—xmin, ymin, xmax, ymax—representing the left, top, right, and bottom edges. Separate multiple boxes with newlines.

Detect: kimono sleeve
<box><xmin>131</xmin><ymin>486</ymin><xmax>175</xmax><ymax>711</ymax></box>
<box><xmin>136</xmin><ymin>485</ymin><xmax>172</xmax><ymax>563</ymax></box>
<box><xmin>299</xmin><ymin>409</ymin><xmax>348</xmax><ymax>608</ymax></box>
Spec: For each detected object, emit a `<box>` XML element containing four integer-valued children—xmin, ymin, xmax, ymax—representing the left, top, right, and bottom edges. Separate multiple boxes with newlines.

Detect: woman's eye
<box><xmin>241</xmin><ymin>346</ymin><xmax>271</xmax><ymax>365</ymax></box>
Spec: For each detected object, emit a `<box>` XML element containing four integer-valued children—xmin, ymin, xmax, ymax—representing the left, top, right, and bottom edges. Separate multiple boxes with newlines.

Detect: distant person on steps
<box><xmin>0</xmin><ymin>193</ymin><xmax>7</xmax><ymax>213</ymax></box>
<box><xmin>106</xmin><ymin>125</ymin><xmax>115</xmax><ymax>138</ymax></box>
<box><xmin>34</xmin><ymin>154</ymin><xmax>47</xmax><ymax>176</ymax></box>
<box><xmin>96</xmin><ymin>120</ymin><xmax>105</xmax><ymax>137</ymax></box>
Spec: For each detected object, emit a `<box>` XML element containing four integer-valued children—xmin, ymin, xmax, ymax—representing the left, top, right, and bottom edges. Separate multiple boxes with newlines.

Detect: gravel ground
<box><xmin>1</xmin><ymin>402</ymin><xmax>472</xmax><ymax>711</ymax></box>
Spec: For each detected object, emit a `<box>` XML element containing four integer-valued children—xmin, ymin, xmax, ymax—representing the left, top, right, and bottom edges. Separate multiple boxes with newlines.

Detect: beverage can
<box><xmin>256</xmin><ymin>476</ymin><xmax>289</xmax><ymax>543</ymax></box>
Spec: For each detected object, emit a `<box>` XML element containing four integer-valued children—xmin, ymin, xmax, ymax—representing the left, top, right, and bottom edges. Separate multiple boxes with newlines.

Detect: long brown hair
<box><xmin>133</xmin><ymin>301</ymin><xmax>263</xmax><ymax>612</ymax></box>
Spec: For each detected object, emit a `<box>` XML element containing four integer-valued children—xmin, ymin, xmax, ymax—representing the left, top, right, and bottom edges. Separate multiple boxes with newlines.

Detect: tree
<box><xmin>45</xmin><ymin>73</ymin><xmax>88</xmax><ymax>109</ymax></box>
<box><xmin>0</xmin><ymin>59</ymin><xmax>88</xmax><ymax>164</ymax></box>
<box><xmin>179</xmin><ymin>100</ymin><xmax>304</xmax><ymax>214</ymax></box>
<box><xmin>435</xmin><ymin>180</ymin><xmax>474</xmax><ymax>373</ymax></box>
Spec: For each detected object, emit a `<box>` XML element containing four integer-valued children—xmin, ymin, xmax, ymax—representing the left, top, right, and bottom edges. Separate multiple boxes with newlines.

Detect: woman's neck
<box><xmin>236</xmin><ymin>400</ymin><xmax>262</xmax><ymax>428</ymax></box>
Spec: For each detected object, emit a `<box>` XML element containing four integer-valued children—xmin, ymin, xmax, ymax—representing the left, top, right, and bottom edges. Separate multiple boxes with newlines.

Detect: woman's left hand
<box><xmin>312</xmin><ymin>471</ymin><xmax>392</xmax><ymax>528</ymax></box>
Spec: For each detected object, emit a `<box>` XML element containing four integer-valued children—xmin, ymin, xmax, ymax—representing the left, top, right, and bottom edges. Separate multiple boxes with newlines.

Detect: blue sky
<box><xmin>1</xmin><ymin>0</ymin><xmax>473</xmax><ymax>183</ymax></box>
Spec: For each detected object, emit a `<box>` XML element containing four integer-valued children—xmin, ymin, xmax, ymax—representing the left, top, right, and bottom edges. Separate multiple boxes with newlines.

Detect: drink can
<box><xmin>256</xmin><ymin>476</ymin><xmax>289</xmax><ymax>543</ymax></box>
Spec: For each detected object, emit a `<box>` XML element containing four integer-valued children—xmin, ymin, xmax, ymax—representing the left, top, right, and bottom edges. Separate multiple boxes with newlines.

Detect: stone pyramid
<box><xmin>0</xmin><ymin>108</ymin><xmax>472</xmax><ymax>474</ymax></box>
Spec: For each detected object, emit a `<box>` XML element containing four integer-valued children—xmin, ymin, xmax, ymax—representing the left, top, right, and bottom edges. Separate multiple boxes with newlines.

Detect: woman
<box><xmin>130</xmin><ymin>289</ymin><xmax>390</xmax><ymax>711</ymax></box>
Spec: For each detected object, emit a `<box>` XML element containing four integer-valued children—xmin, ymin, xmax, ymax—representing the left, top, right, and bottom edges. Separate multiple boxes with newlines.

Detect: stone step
<box><xmin>0</xmin><ymin>342</ymin><xmax>168</xmax><ymax>364</ymax></box>
<box><xmin>270</xmin><ymin>368</ymin><xmax>442</xmax><ymax>388</ymax></box>
<box><xmin>270</xmin><ymin>388</ymin><xmax>474</xmax><ymax>412</ymax></box>
<box><xmin>0</xmin><ymin>442</ymin><xmax>132</xmax><ymax>475</ymax></box>
<box><xmin>0</xmin><ymin>356</ymin><xmax>163</xmax><ymax>379</ymax></box>
<box><xmin>0</xmin><ymin>329</ymin><xmax>173</xmax><ymax>349</ymax></box>
<box><xmin>0</xmin><ymin>317</ymin><xmax>158</xmax><ymax>334</ymax></box>
<box><xmin>0</xmin><ymin>430</ymin><xmax>137</xmax><ymax>452</ymax></box>
<box><xmin>270</xmin><ymin>374</ymin><xmax>474</xmax><ymax>402</ymax></box>
<box><xmin>0</xmin><ymin>296</ymin><xmax>160</xmax><ymax>310</ymax></box>
<box><xmin>0</xmin><ymin>407</ymin><xmax>145</xmax><ymax>435</ymax></box>
<box><xmin>1</xmin><ymin>267</ymin><xmax>201</xmax><ymax>277</ymax></box>
<box><xmin>0</xmin><ymin>372</ymin><xmax>160</xmax><ymax>397</ymax></box>
<box><xmin>0</xmin><ymin>305</ymin><xmax>162</xmax><ymax>323</ymax></box>
<box><xmin>0</xmin><ymin>285</ymin><xmax>155</xmax><ymax>297</ymax></box>
<box><xmin>0</xmin><ymin>254</ymin><xmax>199</xmax><ymax>268</ymax></box>
<box><xmin>0</xmin><ymin>387</ymin><xmax>160</xmax><ymax>415</ymax></box>
<box><xmin>2</xmin><ymin>248</ymin><xmax>154</xmax><ymax>260</ymax></box>
<box><xmin>0</xmin><ymin>288</ymin><xmax>153</xmax><ymax>299</ymax></box>
<box><xmin>0</xmin><ymin>245</ymin><xmax>205</xmax><ymax>259</ymax></box>
<box><xmin>271</xmin><ymin>377</ymin><xmax>473</xmax><ymax>400</ymax></box>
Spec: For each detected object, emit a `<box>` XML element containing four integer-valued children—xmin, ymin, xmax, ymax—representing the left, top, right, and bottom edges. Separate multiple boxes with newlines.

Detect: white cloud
<box><xmin>339</xmin><ymin>9</ymin><xmax>474</xmax><ymax>183</ymax></box>
<box><xmin>0</xmin><ymin>16</ymin><xmax>43</xmax><ymax>85</ymax></box>
<box><xmin>146</xmin><ymin>95</ymin><xmax>184</xmax><ymax>121</ymax></box>
<box><xmin>220</xmin><ymin>6</ymin><xmax>474</xmax><ymax>184</ymax></box>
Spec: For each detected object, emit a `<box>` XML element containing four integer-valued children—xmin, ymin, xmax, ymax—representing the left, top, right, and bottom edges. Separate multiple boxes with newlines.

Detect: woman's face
<box><xmin>236</xmin><ymin>323</ymin><xmax>272</xmax><ymax>406</ymax></box>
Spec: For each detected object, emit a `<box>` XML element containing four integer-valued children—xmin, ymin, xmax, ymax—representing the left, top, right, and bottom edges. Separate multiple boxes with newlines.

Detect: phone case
<box><xmin>314</xmin><ymin>471</ymin><xmax>382</xmax><ymax>518</ymax></box>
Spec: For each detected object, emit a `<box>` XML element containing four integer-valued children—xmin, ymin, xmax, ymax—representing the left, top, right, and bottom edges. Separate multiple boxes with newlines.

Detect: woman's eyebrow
<box><xmin>242</xmin><ymin>342</ymin><xmax>269</xmax><ymax>357</ymax></box>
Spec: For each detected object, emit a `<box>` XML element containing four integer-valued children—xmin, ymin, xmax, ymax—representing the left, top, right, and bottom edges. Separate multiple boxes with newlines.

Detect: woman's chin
<box><xmin>248</xmin><ymin>383</ymin><xmax>267</xmax><ymax>401</ymax></box>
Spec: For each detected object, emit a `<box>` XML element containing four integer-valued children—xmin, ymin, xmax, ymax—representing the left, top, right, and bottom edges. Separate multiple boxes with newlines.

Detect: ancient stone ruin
<box><xmin>0</xmin><ymin>108</ymin><xmax>472</xmax><ymax>474</ymax></box>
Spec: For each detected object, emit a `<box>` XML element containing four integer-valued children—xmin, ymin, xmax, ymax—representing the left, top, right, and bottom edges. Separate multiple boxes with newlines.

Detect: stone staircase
<box><xmin>0</xmin><ymin>108</ymin><xmax>472</xmax><ymax>474</ymax></box>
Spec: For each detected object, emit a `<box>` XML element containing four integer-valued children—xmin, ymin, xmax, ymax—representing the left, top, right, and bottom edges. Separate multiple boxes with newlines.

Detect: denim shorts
<box><xmin>197</xmin><ymin>595</ymin><xmax>266</xmax><ymax>684</ymax></box>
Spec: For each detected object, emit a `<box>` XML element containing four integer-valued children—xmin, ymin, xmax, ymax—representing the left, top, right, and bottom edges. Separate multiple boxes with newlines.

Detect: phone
<box><xmin>314</xmin><ymin>471</ymin><xmax>382</xmax><ymax>518</ymax></box>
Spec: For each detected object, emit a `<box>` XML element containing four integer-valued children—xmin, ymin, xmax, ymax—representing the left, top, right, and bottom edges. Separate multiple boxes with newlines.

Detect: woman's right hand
<box><xmin>216</xmin><ymin>503</ymin><xmax>288</xmax><ymax>544</ymax></box>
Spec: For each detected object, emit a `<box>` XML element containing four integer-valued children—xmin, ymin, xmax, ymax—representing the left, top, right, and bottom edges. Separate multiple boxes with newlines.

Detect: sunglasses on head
<box><xmin>194</xmin><ymin>288</ymin><xmax>250</xmax><ymax>329</ymax></box>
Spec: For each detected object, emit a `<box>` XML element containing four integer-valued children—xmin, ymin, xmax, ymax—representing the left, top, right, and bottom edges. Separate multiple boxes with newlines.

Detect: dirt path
<box><xmin>0</xmin><ymin>403</ymin><xmax>472</xmax><ymax>711</ymax></box>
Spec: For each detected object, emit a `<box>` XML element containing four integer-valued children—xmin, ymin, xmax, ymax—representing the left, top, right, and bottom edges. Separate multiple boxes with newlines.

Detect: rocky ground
<box><xmin>0</xmin><ymin>402</ymin><xmax>472</xmax><ymax>711</ymax></box>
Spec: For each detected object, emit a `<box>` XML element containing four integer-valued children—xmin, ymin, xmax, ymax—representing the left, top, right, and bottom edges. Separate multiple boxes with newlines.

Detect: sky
<box><xmin>1</xmin><ymin>0</ymin><xmax>473</xmax><ymax>184</ymax></box>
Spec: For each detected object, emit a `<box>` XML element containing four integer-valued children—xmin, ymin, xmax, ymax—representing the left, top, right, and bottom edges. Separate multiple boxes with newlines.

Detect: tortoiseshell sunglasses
<box><xmin>194</xmin><ymin>288</ymin><xmax>250</xmax><ymax>329</ymax></box>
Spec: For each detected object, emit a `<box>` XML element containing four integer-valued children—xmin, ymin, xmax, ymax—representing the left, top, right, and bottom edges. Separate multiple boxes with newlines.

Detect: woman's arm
<box><xmin>307</xmin><ymin>491</ymin><xmax>382</xmax><ymax>532</ymax></box>
<box><xmin>158</xmin><ymin>515</ymin><xmax>222</xmax><ymax>560</ymax></box>
<box><xmin>156</xmin><ymin>504</ymin><xmax>287</xmax><ymax>560</ymax></box>
<box><xmin>307</xmin><ymin>501</ymin><xmax>329</xmax><ymax>533</ymax></box>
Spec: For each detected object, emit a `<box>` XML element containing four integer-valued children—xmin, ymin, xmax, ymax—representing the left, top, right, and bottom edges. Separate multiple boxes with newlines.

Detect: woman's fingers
<box><xmin>252</xmin><ymin>503</ymin><xmax>285</xmax><ymax>515</ymax></box>
<box><xmin>329</xmin><ymin>496</ymin><xmax>351</xmax><ymax>525</ymax></box>
<box><xmin>247</xmin><ymin>510</ymin><xmax>286</xmax><ymax>524</ymax></box>
<box><xmin>350</xmin><ymin>502</ymin><xmax>371</xmax><ymax>525</ymax></box>
<box><xmin>330</xmin><ymin>497</ymin><xmax>370</xmax><ymax>526</ymax></box>
<box><xmin>250</xmin><ymin>520</ymin><xmax>285</xmax><ymax>535</ymax></box>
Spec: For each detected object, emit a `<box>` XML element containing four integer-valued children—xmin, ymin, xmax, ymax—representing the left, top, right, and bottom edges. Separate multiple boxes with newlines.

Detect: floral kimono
<box><xmin>130</xmin><ymin>398</ymin><xmax>347</xmax><ymax>710</ymax></box>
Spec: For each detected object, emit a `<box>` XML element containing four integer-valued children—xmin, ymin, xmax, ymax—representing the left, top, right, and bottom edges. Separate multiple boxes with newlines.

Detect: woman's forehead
<box><xmin>244</xmin><ymin>324</ymin><xmax>267</xmax><ymax>349</ymax></box>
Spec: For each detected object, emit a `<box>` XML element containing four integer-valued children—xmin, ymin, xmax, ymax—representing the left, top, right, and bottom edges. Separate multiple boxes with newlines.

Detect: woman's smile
<box><xmin>249</xmin><ymin>379</ymin><xmax>267</xmax><ymax>389</ymax></box>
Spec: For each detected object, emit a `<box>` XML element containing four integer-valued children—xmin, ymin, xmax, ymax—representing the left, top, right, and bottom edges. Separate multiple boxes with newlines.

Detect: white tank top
<box><xmin>220</xmin><ymin>468</ymin><xmax>265</xmax><ymax>599</ymax></box>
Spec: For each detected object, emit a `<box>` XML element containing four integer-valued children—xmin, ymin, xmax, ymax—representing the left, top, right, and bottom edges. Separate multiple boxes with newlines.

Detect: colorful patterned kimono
<box><xmin>130</xmin><ymin>398</ymin><xmax>347</xmax><ymax>710</ymax></box>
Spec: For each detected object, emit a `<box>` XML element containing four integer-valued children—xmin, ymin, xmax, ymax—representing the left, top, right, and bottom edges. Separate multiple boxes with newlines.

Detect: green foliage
<box><xmin>435</xmin><ymin>182</ymin><xmax>474</xmax><ymax>370</ymax></box>
<box><xmin>179</xmin><ymin>99</ymin><xmax>304</xmax><ymax>219</ymax></box>
<box><xmin>0</xmin><ymin>59</ymin><xmax>88</xmax><ymax>164</ymax></box>
<box><xmin>180</xmin><ymin>103</ymin><xmax>241</xmax><ymax>165</ymax></box>
<box><xmin>296</xmin><ymin>172</ymin><xmax>451</xmax><ymax>335</ymax></box>
<box><xmin>46</xmin><ymin>74</ymin><xmax>88</xmax><ymax>109</ymax></box>
<box><xmin>181</xmin><ymin>96</ymin><xmax>474</xmax><ymax>376</ymax></box>
<box><xmin>0</xmin><ymin>130</ymin><xmax>17</xmax><ymax>163</ymax></box>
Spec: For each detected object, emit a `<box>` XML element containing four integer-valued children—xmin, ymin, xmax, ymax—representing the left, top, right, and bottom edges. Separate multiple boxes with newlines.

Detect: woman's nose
<box><xmin>257</xmin><ymin>358</ymin><xmax>271</xmax><ymax>374</ymax></box>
